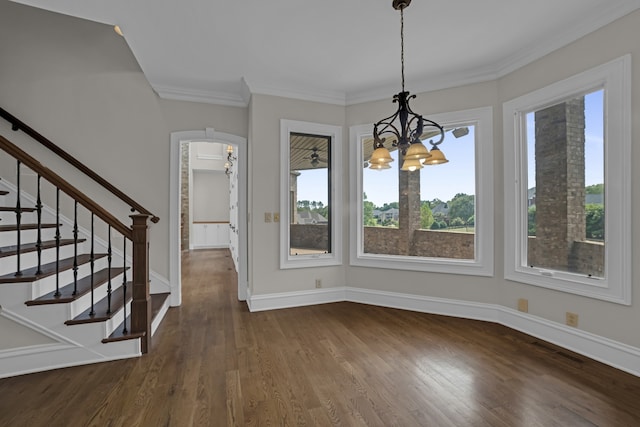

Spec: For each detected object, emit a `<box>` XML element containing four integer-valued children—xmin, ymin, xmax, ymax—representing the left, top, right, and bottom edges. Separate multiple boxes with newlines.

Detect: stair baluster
<box><xmin>35</xmin><ymin>175</ymin><xmax>43</xmax><ymax>275</ymax></box>
<box><xmin>89</xmin><ymin>213</ymin><xmax>95</xmax><ymax>316</ymax></box>
<box><xmin>122</xmin><ymin>236</ymin><xmax>128</xmax><ymax>334</ymax></box>
<box><xmin>14</xmin><ymin>160</ymin><xmax>22</xmax><ymax>277</ymax></box>
<box><xmin>54</xmin><ymin>188</ymin><xmax>60</xmax><ymax>296</ymax></box>
<box><xmin>107</xmin><ymin>225</ymin><xmax>112</xmax><ymax>314</ymax></box>
<box><xmin>72</xmin><ymin>201</ymin><xmax>78</xmax><ymax>295</ymax></box>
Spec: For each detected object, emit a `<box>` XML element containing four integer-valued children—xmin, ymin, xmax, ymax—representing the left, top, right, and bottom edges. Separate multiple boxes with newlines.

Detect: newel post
<box><xmin>130</xmin><ymin>214</ymin><xmax>151</xmax><ymax>353</ymax></box>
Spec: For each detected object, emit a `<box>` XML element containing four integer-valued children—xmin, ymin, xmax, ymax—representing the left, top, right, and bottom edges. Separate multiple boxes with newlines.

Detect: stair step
<box><xmin>0</xmin><ymin>223</ymin><xmax>59</xmax><ymax>232</ymax></box>
<box><xmin>0</xmin><ymin>238</ymin><xmax>84</xmax><ymax>259</ymax></box>
<box><xmin>25</xmin><ymin>267</ymin><xmax>128</xmax><ymax>306</ymax></box>
<box><xmin>65</xmin><ymin>281</ymin><xmax>132</xmax><ymax>325</ymax></box>
<box><xmin>0</xmin><ymin>207</ymin><xmax>37</xmax><ymax>212</ymax></box>
<box><xmin>103</xmin><ymin>293</ymin><xmax>170</xmax><ymax>343</ymax></box>
<box><xmin>0</xmin><ymin>190</ymin><xmax>8</xmax><ymax>196</ymax></box>
<box><xmin>0</xmin><ymin>253</ymin><xmax>107</xmax><ymax>283</ymax></box>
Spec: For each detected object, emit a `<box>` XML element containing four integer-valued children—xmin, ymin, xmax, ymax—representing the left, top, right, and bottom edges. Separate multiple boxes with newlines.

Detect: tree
<box><xmin>363</xmin><ymin>193</ymin><xmax>377</xmax><ymax>226</ymax></box>
<box><xmin>381</xmin><ymin>202</ymin><xmax>399</xmax><ymax>211</ymax></box>
<box><xmin>586</xmin><ymin>183</ymin><xmax>604</xmax><ymax>194</ymax></box>
<box><xmin>450</xmin><ymin>217</ymin><xmax>465</xmax><ymax>227</ymax></box>
<box><xmin>467</xmin><ymin>215</ymin><xmax>475</xmax><ymax>226</ymax></box>
<box><xmin>420</xmin><ymin>202</ymin><xmax>434</xmax><ymax>229</ymax></box>
<box><xmin>528</xmin><ymin>205</ymin><xmax>536</xmax><ymax>236</ymax></box>
<box><xmin>585</xmin><ymin>204</ymin><xmax>604</xmax><ymax>240</ymax></box>
<box><xmin>448</xmin><ymin>193</ymin><xmax>474</xmax><ymax>224</ymax></box>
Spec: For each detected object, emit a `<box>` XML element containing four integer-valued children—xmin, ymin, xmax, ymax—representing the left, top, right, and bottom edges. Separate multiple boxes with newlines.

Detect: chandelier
<box><xmin>369</xmin><ymin>0</ymin><xmax>447</xmax><ymax>172</ymax></box>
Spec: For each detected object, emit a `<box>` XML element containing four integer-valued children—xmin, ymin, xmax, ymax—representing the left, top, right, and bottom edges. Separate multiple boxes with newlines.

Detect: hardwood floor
<box><xmin>2</xmin><ymin>248</ymin><xmax>640</xmax><ymax>426</ymax></box>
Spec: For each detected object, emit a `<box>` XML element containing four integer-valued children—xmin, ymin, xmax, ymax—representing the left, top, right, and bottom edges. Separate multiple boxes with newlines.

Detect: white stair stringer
<box><xmin>0</xmin><ymin>306</ymin><xmax>140</xmax><ymax>379</ymax></box>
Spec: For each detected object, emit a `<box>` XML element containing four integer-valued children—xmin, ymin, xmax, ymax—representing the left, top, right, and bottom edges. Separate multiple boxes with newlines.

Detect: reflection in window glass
<box><xmin>289</xmin><ymin>133</ymin><xmax>331</xmax><ymax>256</ymax></box>
<box><xmin>525</xmin><ymin>89</ymin><xmax>604</xmax><ymax>277</ymax></box>
<box><xmin>361</xmin><ymin>126</ymin><xmax>476</xmax><ymax>260</ymax></box>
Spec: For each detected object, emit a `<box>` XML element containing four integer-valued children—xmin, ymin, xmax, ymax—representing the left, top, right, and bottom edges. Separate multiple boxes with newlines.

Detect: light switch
<box><xmin>273</xmin><ymin>212</ymin><xmax>280</xmax><ymax>222</ymax></box>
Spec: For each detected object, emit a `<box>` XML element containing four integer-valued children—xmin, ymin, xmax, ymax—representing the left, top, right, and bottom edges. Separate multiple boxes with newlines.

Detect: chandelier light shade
<box><xmin>370</xmin><ymin>0</ymin><xmax>447</xmax><ymax>171</ymax></box>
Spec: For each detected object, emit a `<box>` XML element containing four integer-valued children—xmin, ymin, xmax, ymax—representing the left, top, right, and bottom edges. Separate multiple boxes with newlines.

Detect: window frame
<box><xmin>280</xmin><ymin>119</ymin><xmax>343</xmax><ymax>269</ymax></box>
<box><xmin>502</xmin><ymin>55</ymin><xmax>631</xmax><ymax>305</ymax></box>
<box><xmin>349</xmin><ymin>106</ymin><xmax>494</xmax><ymax>276</ymax></box>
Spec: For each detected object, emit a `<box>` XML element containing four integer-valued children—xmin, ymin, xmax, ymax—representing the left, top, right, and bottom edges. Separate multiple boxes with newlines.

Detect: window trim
<box><xmin>503</xmin><ymin>55</ymin><xmax>631</xmax><ymax>305</ymax></box>
<box><xmin>349</xmin><ymin>106</ymin><xmax>494</xmax><ymax>276</ymax></box>
<box><xmin>280</xmin><ymin>119</ymin><xmax>343</xmax><ymax>269</ymax></box>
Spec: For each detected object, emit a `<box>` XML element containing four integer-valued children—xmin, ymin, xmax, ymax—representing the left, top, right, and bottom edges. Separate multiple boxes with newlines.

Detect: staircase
<box><xmin>0</xmin><ymin>108</ymin><xmax>169</xmax><ymax>379</ymax></box>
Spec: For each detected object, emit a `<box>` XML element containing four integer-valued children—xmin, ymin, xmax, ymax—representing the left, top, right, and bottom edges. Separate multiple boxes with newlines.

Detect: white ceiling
<box><xmin>12</xmin><ymin>0</ymin><xmax>640</xmax><ymax>107</ymax></box>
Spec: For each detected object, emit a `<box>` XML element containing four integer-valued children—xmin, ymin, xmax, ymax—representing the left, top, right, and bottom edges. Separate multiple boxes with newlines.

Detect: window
<box><xmin>503</xmin><ymin>55</ymin><xmax>631</xmax><ymax>304</ymax></box>
<box><xmin>350</xmin><ymin>107</ymin><xmax>493</xmax><ymax>276</ymax></box>
<box><xmin>280</xmin><ymin>120</ymin><xmax>342</xmax><ymax>269</ymax></box>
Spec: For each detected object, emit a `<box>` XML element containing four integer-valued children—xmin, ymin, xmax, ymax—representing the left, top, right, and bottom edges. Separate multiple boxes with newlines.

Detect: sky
<box><xmin>296</xmin><ymin>89</ymin><xmax>604</xmax><ymax>208</ymax></box>
<box><xmin>527</xmin><ymin>89</ymin><xmax>604</xmax><ymax>189</ymax></box>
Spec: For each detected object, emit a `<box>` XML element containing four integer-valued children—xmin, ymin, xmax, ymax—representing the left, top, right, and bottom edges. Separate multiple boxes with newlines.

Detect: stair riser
<box><xmin>28</xmin><ymin>258</ymin><xmax>112</xmax><ymax>299</ymax></box>
<box><xmin>68</xmin><ymin>274</ymin><xmax>127</xmax><ymax>319</ymax></box>
<box><xmin>0</xmin><ymin>243</ymin><xmax>82</xmax><ymax>276</ymax></box>
<box><xmin>60</xmin><ymin>300</ymin><xmax>132</xmax><ymax>344</ymax></box>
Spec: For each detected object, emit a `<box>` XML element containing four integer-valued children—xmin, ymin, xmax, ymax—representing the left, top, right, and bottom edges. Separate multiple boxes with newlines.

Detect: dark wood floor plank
<box><xmin>2</xmin><ymin>248</ymin><xmax>640</xmax><ymax>426</ymax></box>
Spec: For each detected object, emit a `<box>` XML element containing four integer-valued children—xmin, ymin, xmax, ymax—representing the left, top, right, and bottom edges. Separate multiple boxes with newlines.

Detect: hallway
<box><xmin>1</xmin><ymin>249</ymin><xmax>640</xmax><ymax>425</ymax></box>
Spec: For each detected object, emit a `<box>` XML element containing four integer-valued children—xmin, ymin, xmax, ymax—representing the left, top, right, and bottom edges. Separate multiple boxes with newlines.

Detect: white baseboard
<box><xmin>247</xmin><ymin>286</ymin><xmax>640</xmax><ymax>378</ymax></box>
<box><xmin>246</xmin><ymin>287</ymin><xmax>347</xmax><ymax>312</ymax></box>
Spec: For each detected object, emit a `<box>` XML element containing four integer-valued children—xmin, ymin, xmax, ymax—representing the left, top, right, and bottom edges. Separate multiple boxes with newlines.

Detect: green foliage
<box><xmin>448</xmin><ymin>193</ymin><xmax>474</xmax><ymax>225</ymax></box>
<box><xmin>467</xmin><ymin>215</ymin><xmax>475</xmax><ymax>226</ymax></box>
<box><xmin>363</xmin><ymin>192</ymin><xmax>377</xmax><ymax>226</ymax></box>
<box><xmin>433</xmin><ymin>212</ymin><xmax>448</xmax><ymax>225</ymax></box>
<box><xmin>450</xmin><ymin>217</ymin><xmax>465</xmax><ymax>227</ymax></box>
<box><xmin>528</xmin><ymin>205</ymin><xmax>536</xmax><ymax>236</ymax></box>
<box><xmin>381</xmin><ymin>202</ymin><xmax>399</xmax><ymax>211</ymax></box>
<box><xmin>420</xmin><ymin>203</ymin><xmax>434</xmax><ymax>229</ymax></box>
<box><xmin>586</xmin><ymin>183</ymin><xmax>604</xmax><ymax>194</ymax></box>
<box><xmin>585</xmin><ymin>203</ymin><xmax>604</xmax><ymax>240</ymax></box>
<box><xmin>430</xmin><ymin>221</ymin><xmax>441</xmax><ymax>230</ymax></box>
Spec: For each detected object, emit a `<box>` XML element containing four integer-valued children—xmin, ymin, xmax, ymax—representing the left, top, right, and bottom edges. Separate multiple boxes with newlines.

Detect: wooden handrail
<box><xmin>0</xmin><ymin>135</ymin><xmax>132</xmax><ymax>239</ymax></box>
<box><xmin>0</xmin><ymin>107</ymin><xmax>159</xmax><ymax>223</ymax></box>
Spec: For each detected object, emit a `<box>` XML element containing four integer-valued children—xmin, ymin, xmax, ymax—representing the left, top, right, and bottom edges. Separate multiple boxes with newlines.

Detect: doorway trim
<box><xmin>170</xmin><ymin>128</ymin><xmax>248</xmax><ymax>306</ymax></box>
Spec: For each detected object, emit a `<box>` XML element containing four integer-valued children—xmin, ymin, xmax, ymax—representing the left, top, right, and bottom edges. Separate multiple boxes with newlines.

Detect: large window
<box><xmin>503</xmin><ymin>56</ymin><xmax>631</xmax><ymax>304</ymax></box>
<box><xmin>280</xmin><ymin>120</ymin><xmax>342</xmax><ymax>269</ymax></box>
<box><xmin>350</xmin><ymin>107</ymin><xmax>493</xmax><ymax>276</ymax></box>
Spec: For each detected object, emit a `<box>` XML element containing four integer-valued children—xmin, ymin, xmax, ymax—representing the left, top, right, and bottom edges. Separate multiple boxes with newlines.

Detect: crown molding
<box><xmin>151</xmin><ymin>83</ymin><xmax>248</xmax><ymax>108</ymax></box>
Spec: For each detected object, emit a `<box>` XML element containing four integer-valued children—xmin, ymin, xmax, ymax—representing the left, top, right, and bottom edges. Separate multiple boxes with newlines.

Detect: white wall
<box><xmin>345</xmin><ymin>10</ymin><xmax>640</xmax><ymax>349</ymax></box>
<box><xmin>0</xmin><ymin>1</ymin><xmax>247</xmax><ymax>280</ymax></box>
<box><xmin>248</xmin><ymin>94</ymin><xmax>347</xmax><ymax>296</ymax></box>
<box><xmin>192</xmin><ymin>170</ymin><xmax>229</xmax><ymax>222</ymax></box>
<box><xmin>0</xmin><ymin>2</ymin><xmax>247</xmax><ymax>350</ymax></box>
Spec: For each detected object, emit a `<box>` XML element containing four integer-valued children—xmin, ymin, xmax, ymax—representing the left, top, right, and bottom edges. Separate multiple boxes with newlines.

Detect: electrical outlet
<box><xmin>273</xmin><ymin>212</ymin><xmax>280</xmax><ymax>222</ymax></box>
<box><xmin>315</xmin><ymin>279</ymin><xmax>322</xmax><ymax>288</ymax></box>
<box><xmin>517</xmin><ymin>298</ymin><xmax>528</xmax><ymax>313</ymax></box>
<box><xmin>264</xmin><ymin>212</ymin><xmax>272</xmax><ymax>223</ymax></box>
<box><xmin>566</xmin><ymin>312</ymin><xmax>579</xmax><ymax>327</ymax></box>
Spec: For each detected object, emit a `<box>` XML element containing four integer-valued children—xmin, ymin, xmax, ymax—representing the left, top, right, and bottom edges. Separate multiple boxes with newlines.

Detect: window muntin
<box><xmin>280</xmin><ymin>120</ymin><xmax>342</xmax><ymax>269</ymax></box>
<box><xmin>503</xmin><ymin>56</ymin><xmax>631</xmax><ymax>304</ymax></box>
<box><xmin>350</xmin><ymin>107</ymin><xmax>493</xmax><ymax>276</ymax></box>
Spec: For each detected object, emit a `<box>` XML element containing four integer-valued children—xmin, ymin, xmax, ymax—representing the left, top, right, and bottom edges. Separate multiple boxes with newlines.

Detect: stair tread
<box><xmin>0</xmin><ymin>190</ymin><xmax>8</xmax><ymax>196</ymax></box>
<box><xmin>0</xmin><ymin>238</ymin><xmax>84</xmax><ymax>259</ymax></box>
<box><xmin>0</xmin><ymin>253</ymin><xmax>108</xmax><ymax>283</ymax></box>
<box><xmin>102</xmin><ymin>293</ymin><xmax>170</xmax><ymax>343</ymax></box>
<box><xmin>26</xmin><ymin>266</ymin><xmax>128</xmax><ymax>305</ymax></box>
<box><xmin>0</xmin><ymin>207</ymin><xmax>37</xmax><ymax>212</ymax></box>
<box><xmin>65</xmin><ymin>281</ymin><xmax>132</xmax><ymax>325</ymax></box>
<box><xmin>0</xmin><ymin>223</ymin><xmax>59</xmax><ymax>232</ymax></box>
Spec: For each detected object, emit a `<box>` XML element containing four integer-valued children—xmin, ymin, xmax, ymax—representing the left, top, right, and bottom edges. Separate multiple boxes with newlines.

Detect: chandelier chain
<box><xmin>400</xmin><ymin>7</ymin><xmax>405</xmax><ymax>92</ymax></box>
